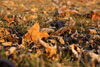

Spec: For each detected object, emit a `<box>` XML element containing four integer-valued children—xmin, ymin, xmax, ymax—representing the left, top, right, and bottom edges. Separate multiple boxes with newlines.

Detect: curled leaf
<box><xmin>70</xmin><ymin>44</ymin><xmax>80</xmax><ymax>58</ymax></box>
<box><xmin>38</xmin><ymin>39</ymin><xmax>57</xmax><ymax>58</ymax></box>
<box><xmin>58</xmin><ymin>37</ymin><xmax>65</xmax><ymax>44</ymax></box>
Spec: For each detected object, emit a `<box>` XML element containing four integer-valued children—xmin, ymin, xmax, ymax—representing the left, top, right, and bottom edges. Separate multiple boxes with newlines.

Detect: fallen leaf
<box><xmin>92</xmin><ymin>14</ymin><xmax>100</xmax><ymax>21</ymax></box>
<box><xmin>25</xmin><ymin>23</ymin><xmax>40</xmax><ymax>41</ymax></box>
<box><xmin>40</xmin><ymin>31</ymin><xmax>49</xmax><ymax>39</ymax></box>
<box><xmin>4</xmin><ymin>16</ymin><xmax>14</xmax><ymax>23</ymax></box>
<box><xmin>29</xmin><ymin>15</ymin><xmax>38</xmax><ymax>20</ymax></box>
<box><xmin>30</xmin><ymin>8</ymin><xmax>38</xmax><ymax>13</ymax></box>
<box><xmin>38</xmin><ymin>39</ymin><xmax>57</xmax><ymax>58</ymax></box>
<box><xmin>0</xmin><ymin>27</ymin><xmax>10</xmax><ymax>38</ymax></box>
<box><xmin>0</xmin><ymin>39</ymin><xmax>5</xmax><ymax>43</ymax></box>
<box><xmin>89</xmin><ymin>29</ymin><xmax>97</xmax><ymax>34</ymax></box>
<box><xmin>58</xmin><ymin>37</ymin><xmax>65</xmax><ymax>44</ymax></box>
<box><xmin>5</xmin><ymin>29</ymin><xmax>10</xmax><ymax>35</ymax></box>
<box><xmin>25</xmin><ymin>23</ymin><xmax>49</xmax><ymax>43</ymax></box>
<box><xmin>9</xmin><ymin>47</ymin><xmax>16</xmax><ymax>54</ymax></box>
<box><xmin>5</xmin><ymin>51</ymin><xmax>10</xmax><ymax>56</ymax></box>
<box><xmin>41</xmin><ymin>28</ymin><xmax>54</xmax><ymax>33</ymax></box>
<box><xmin>70</xmin><ymin>44</ymin><xmax>80</xmax><ymax>58</ymax></box>
<box><xmin>49</xmin><ymin>39</ymin><xmax>57</xmax><ymax>45</ymax></box>
<box><xmin>2</xmin><ymin>42</ymin><xmax>12</xmax><ymax>46</ymax></box>
<box><xmin>1</xmin><ymin>1</ymin><xmax>17</xmax><ymax>8</ymax></box>
<box><xmin>91</xmin><ymin>10</ymin><xmax>100</xmax><ymax>21</ymax></box>
<box><xmin>17</xmin><ymin>7</ymin><xmax>27</xmax><ymax>13</ymax></box>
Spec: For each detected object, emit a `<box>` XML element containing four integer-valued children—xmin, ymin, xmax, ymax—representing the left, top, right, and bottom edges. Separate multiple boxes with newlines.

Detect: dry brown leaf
<box><xmin>5</xmin><ymin>51</ymin><xmax>10</xmax><ymax>56</ymax></box>
<box><xmin>2</xmin><ymin>42</ymin><xmax>12</xmax><ymax>46</ymax></box>
<box><xmin>22</xmin><ymin>38</ymin><xmax>32</xmax><ymax>46</ymax></box>
<box><xmin>70</xmin><ymin>44</ymin><xmax>80</xmax><ymax>58</ymax></box>
<box><xmin>92</xmin><ymin>10</ymin><xmax>100</xmax><ymax>15</ymax></box>
<box><xmin>5</xmin><ymin>29</ymin><xmax>10</xmax><ymax>35</ymax></box>
<box><xmin>0</xmin><ymin>13</ymin><xmax>2</xmax><ymax>17</ymax></box>
<box><xmin>25</xmin><ymin>23</ymin><xmax>40</xmax><ymax>42</ymax></box>
<box><xmin>58</xmin><ymin>6</ymin><xmax>67</xmax><ymax>14</ymax></box>
<box><xmin>58</xmin><ymin>37</ymin><xmax>65</xmax><ymax>44</ymax></box>
<box><xmin>0</xmin><ymin>28</ymin><xmax>5</xmax><ymax>37</ymax></box>
<box><xmin>89</xmin><ymin>29</ymin><xmax>97</xmax><ymax>34</ymax></box>
<box><xmin>9</xmin><ymin>47</ymin><xmax>16</xmax><ymax>54</ymax></box>
<box><xmin>7</xmin><ymin>35</ymin><xmax>15</xmax><ymax>42</ymax></box>
<box><xmin>0</xmin><ymin>27</ymin><xmax>10</xmax><ymax>38</ymax></box>
<box><xmin>70</xmin><ymin>10</ymin><xmax>78</xmax><ymax>14</ymax></box>
<box><xmin>45</xmin><ymin>46</ymin><xmax>57</xmax><ymax>58</ymax></box>
<box><xmin>49</xmin><ymin>39</ymin><xmax>57</xmax><ymax>45</ymax></box>
<box><xmin>40</xmin><ymin>31</ymin><xmax>49</xmax><ymax>39</ymax></box>
<box><xmin>55</xmin><ymin>26</ymin><xmax>72</xmax><ymax>36</ymax></box>
<box><xmin>29</xmin><ymin>15</ymin><xmax>38</xmax><ymax>19</ymax></box>
<box><xmin>41</xmin><ymin>28</ymin><xmax>54</xmax><ymax>33</ymax></box>
<box><xmin>38</xmin><ymin>39</ymin><xmax>57</xmax><ymax>58</ymax></box>
<box><xmin>1</xmin><ymin>1</ymin><xmax>17</xmax><ymax>8</ymax></box>
<box><xmin>18</xmin><ymin>44</ymin><xmax>25</xmax><ymax>49</ymax></box>
<box><xmin>92</xmin><ymin>14</ymin><xmax>100</xmax><ymax>21</ymax></box>
<box><xmin>17</xmin><ymin>7</ymin><xmax>27</xmax><ymax>13</ymax></box>
<box><xmin>30</xmin><ymin>8</ymin><xmax>38</xmax><ymax>13</ymax></box>
<box><xmin>0</xmin><ymin>39</ymin><xmax>5</xmax><ymax>43</ymax></box>
<box><xmin>88</xmin><ymin>51</ymin><xmax>100</xmax><ymax>62</ymax></box>
<box><xmin>4</xmin><ymin>16</ymin><xmax>14</xmax><ymax>23</ymax></box>
<box><xmin>93</xmin><ymin>35</ymin><xmax>100</xmax><ymax>39</ymax></box>
<box><xmin>35</xmin><ymin>49</ymin><xmax>43</xmax><ymax>58</ymax></box>
<box><xmin>25</xmin><ymin>23</ymin><xmax>49</xmax><ymax>43</ymax></box>
<box><xmin>58</xmin><ymin>7</ymin><xmax>78</xmax><ymax>19</ymax></box>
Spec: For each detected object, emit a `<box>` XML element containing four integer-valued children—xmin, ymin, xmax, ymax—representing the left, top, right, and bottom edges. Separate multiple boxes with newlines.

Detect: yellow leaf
<box><xmin>2</xmin><ymin>42</ymin><xmax>12</xmax><ymax>46</ymax></box>
<box><xmin>29</xmin><ymin>15</ymin><xmax>38</xmax><ymax>19</ymax></box>
<box><xmin>25</xmin><ymin>23</ymin><xmax>49</xmax><ymax>43</ymax></box>
<box><xmin>45</xmin><ymin>46</ymin><xmax>57</xmax><ymax>58</ymax></box>
<box><xmin>0</xmin><ymin>39</ymin><xmax>5</xmax><ymax>43</ymax></box>
<box><xmin>9</xmin><ymin>47</ymin><xmax>16</xmax><ymax>54</ymax></box>
<box><xmin>43</xmin><ymin>11</ymin><xmax>47</xmax><ymax>14</ymax></box>
<box><xmin>89</xmin><ymin>29</ymin><xmax>97</xmax><ymax>34</ymax></box>
<box><xmin>40</xmin><ymin>31</ymin><xmax>49</xmax><ymax>39</ymax></box>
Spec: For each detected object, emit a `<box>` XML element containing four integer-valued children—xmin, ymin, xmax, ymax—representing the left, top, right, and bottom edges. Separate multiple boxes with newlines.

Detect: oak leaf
<box><xmin>25</xmin><ymin>23</ymin><xmax>49</xmax><ymax>43</ymax></box>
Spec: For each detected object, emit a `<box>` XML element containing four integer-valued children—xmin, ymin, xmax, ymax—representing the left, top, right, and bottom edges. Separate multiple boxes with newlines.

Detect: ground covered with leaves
<box><xmin>0</xmin><ymin>0</ymin><xmax>100</xmax><ymax>67</ymax></box>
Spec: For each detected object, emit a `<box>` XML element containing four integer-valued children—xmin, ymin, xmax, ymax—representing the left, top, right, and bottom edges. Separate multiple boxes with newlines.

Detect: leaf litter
<box><xmin>0</xmin><ymin>0</ymin><xmax>100</xmax><ymax>67</ymax></box>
